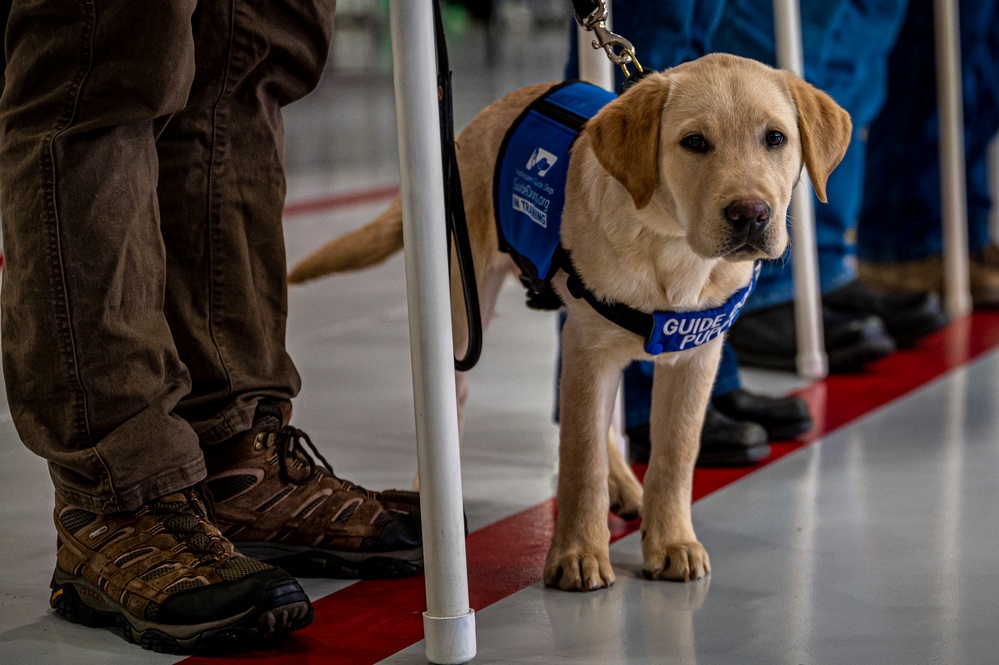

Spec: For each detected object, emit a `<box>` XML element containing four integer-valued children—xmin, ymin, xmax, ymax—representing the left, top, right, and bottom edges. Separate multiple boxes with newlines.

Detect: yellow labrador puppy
<box><xmin>289</xmin><ymin>53</ymin><xmax>851</xmax><ymax>590</ymax></box>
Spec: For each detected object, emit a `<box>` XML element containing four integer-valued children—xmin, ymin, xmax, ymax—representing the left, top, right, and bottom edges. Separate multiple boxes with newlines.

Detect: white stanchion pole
<box><xmin>388</xmin><ymin>3</ymin><xmax>475</xmax><ymax>664</ymax></box>
<box><xmin>773</xmin><ymin>0</ymin><xmax>828</xmax><ymax>380</ymax></box>
<box><xmin>577</xmin><ymin>20</ymin><xmax>613</xmax><ymax>91</ymax></box>
<box><xmin>933</xmin><ymin>0</ymin><xmax>972</xmax><ymax>318</ymax></box>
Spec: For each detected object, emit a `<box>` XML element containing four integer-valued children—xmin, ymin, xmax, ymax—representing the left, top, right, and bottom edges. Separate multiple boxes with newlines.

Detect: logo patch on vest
<box><xmin>495</xmin><ymin>81</ymin><xmax>617</xmax><ymax>291</ymax></box>
<box><xmin>512</xmin><ymin>166</ymin><xmax>555</xmax><ymax>228</ymax></box>
<box><xmin>526</xmin><ymin>147</ymin><xmax>558</xmax><ymax>176</ymax></box>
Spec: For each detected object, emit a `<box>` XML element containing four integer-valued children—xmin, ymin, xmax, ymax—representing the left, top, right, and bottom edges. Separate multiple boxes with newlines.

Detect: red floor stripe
<box><xmin>182</xmin><ymin>310</ymin><xmax>999</xmax><ymax>665</ymax></box>
<box><xmin>283</xmin><ymin>185</ymin><xmax>400</xmax><ymax>218</ymax></box>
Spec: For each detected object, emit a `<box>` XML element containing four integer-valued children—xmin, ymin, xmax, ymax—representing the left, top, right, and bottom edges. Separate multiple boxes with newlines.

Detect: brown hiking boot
<box><xmin>204</xmin><ymin>402</ymin><xmax>423</xmax><ymax>579</ymax></box>
<box><xmin>50</xmin><ymin>488</ymin><xmax>314</xmax><ymax>654</ymax></box>
<box><xmin>859</xmin><ymin>250</ymin><xmax>999</xmax><ymax>308</ymax></box>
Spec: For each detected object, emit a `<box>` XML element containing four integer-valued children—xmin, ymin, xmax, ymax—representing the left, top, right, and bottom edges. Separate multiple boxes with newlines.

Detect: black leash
<box><xmin>570</xmin><ymin>0</ymin><xmax>602</xmax><ymax>25</ymax></box>
<box><xmin>432</xmin><ymin>1</ymin><xmax>483</xmax><ymax>372</ymax></box>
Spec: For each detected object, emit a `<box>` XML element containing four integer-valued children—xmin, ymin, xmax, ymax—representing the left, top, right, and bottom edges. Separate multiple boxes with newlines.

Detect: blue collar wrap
<box><xmin>558</xmin><ymin>248</ymin><xmax>761</xmax><ymax>355</ymax></box>
<box><xmin>643</xmin><ymin>262</ymin><xmax>760</xmax><ymax>354</ymax></box>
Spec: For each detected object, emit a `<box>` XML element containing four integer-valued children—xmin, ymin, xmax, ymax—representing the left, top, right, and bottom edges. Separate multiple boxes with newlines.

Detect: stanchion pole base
<box><xmin>796</xmin><ymin>351</ymin><xmax>829</xmax><ymax>382</ymax></box>
<box><xmin>424</xmin><ymin>609</ymin><xmax>476</xmax><ymax>665</ymax></box>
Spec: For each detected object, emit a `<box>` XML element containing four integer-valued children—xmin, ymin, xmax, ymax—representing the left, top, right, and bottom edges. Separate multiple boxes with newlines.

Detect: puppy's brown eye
<box><xmin>681</xmin><ymin>134</ymin><xmax>709</xmax><ymax>153</ymax></box>
<box><xmin>765</xmin><ymin>130</ymin><xmax>785</xmax><ymax>147</ymax></box>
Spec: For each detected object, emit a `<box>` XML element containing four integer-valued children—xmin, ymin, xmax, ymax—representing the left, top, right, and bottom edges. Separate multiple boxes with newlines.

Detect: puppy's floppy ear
<box><xmin>783</xmin><ymin>72</ymin><xmax>852</xmax><ymax>203</ymax></box>
<box><xmin>585</xmin><ymin>73</ymin><xmax>669</xmax><ymax>210</ymax></box>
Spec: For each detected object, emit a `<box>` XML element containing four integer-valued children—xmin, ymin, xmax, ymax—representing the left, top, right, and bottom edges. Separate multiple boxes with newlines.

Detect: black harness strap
<box><xmin>619</xmin><ymin>68</ymin><xmax>656</xmax><ymax>93</ymax></box>
<box><xmin>552</xmin><ymin>245</ymin><xmax>655</xmax><ymax>344</ymax></box>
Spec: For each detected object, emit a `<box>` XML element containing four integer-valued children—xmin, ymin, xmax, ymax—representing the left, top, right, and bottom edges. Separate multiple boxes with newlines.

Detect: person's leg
<box><xmin>710</xmin><ymin>342</ymin><xmax>742</xmax><ymax>398</ymax></box>
<box><xmin>696</xmin><ymin>343</ymin><xmax>769</xmax><ymax>467</ymax></box>
<box><xmin>857</xmin><ymin>0</ymin><xmax>939</xmax><ymax>263</ymax></box>
<box><xmin>726</xmin><ymin>136</ymin><xmax>900</xmax><ymax>371</ymax></box>
<box><xmin>858</xmin><ymin>0</ymin><xmax>999</xmax><ymax>304</ymax></box>
<box><xmin>0</xmin><ymin>1</ymin><xmax>314</xmax><ymax>651</ymax></box>
<box><xmin>153</xmin><ymin>0</ymin><xmax>422</xmax><ymax>578</ymax></box>
<box><xmin>624</xmin><ymin>345</ymin><xmax>776</xmax><ymax>467</ymax></box>
<box><xmin>565</xmin><ymin>0</ymin><xmax>716</xmax><ymax>459</ymax></box>
<box><xmin>622</xmin><ymin>360</ymin><xmax>653</xmax><ymax>434</ymax></box>
<box><xmin>157</xmin><ymin>0</ymin><xmax>337</xmax><ymax>442</ymax></box>
<box><xmin>742</xmin><ymin>134</ymin><xmax>867</xmax><ymax>312</ymax></box>
<box><xmin>0</xmin><ymin>0</ymin><xmax>9</xmax><ymax>89</ymax></box>
<box><xmin>717</xmin><ymin>0</ymin><xmax>946</xmax><ymax>370</ymax></box>
<box><xmin>710</xmin><ymin>0</ymin><xmax>864</xmax><ymax>310</ymax></box>
<box><xmin>0</xmin><ymin>0</ymin><xmax>205</xmax><ymax>514</ymax></box>
<box><xmin>715</xmin><ymin>2</ymin><xmax>888</xmax><ymax>368</ymax></box>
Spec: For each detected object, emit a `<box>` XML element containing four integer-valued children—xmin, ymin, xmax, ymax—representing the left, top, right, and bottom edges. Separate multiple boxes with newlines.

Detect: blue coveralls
<box><xmin>858</xmin><ymin>0</ymin><xmax>999</xmax><ymax>263</ymax></box>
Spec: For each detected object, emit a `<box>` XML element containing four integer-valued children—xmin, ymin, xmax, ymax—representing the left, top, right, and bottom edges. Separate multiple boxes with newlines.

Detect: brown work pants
<box><xmin>0</xmin><ymin>0</ymin><xmax>336</xmax><ymax>512</ymax></box>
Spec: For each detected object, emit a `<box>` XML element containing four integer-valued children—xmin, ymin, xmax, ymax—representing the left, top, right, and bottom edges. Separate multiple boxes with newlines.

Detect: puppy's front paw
<box><xmin>544</xmin><ymin>547</ymin><xmax>616</xmax><ymax>591</ymax></box>
<box><xmin>642</xmin><ymin>541</ymin><xmax>710</xmax><ymax>582</ymax></box>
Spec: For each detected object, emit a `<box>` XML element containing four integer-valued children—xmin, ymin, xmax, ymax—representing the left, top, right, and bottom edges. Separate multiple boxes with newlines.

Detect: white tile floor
<box><xmin>386</xmin><ymin>353</ymin><xmax>999</xmax><ymax>665</ymax></box>
<box><xmin>2</xmin><ymin>11</ymin><xmax>999</xmax><ymax>665</ymax></box>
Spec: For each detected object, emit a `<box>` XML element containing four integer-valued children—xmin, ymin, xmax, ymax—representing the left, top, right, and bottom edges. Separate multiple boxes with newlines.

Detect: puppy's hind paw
<box><xmin>642</xmin><ymin>541</ymin><xmax>710</xmax><ymax>583</ymax></box>
<box><xmin>608</xmin><ymin>474</ymin><xmax>643</xmax><ymax>521</ymax></box>
<box><xmin>544</xmin><ymin>550</ymin><xmax>616</xmax><ymax>591</ymax></box>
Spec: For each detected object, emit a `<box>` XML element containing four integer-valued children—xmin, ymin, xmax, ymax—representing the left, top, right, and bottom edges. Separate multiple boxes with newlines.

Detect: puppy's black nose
<box><xmin>724</xmin><ymin>199</ymin><xmax>771</xmax><ymax>235</ymax></box>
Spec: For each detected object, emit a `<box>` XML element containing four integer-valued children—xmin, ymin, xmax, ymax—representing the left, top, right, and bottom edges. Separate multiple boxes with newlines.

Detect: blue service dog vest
<box><xmin>494</xmin><ymin>81</ymin><xmax>759</xmax><ymax>355</ymax></box>
<box><xmin>494</xmin><ymin>81</ymin><xmax>616</xmax><ymax>293</ymax></box>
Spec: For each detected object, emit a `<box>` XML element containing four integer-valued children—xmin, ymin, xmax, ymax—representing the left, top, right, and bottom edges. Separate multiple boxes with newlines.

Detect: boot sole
<box><xmin>236</xmin><ymin>542</ymin><xmax>424</xmax><ymax>579</ymax></box>
<box><xmin>697</xmin><ymin>443</ymin><xmax>771</xmax><ymax>467</ymax></box>
<box><xmin>765</xmin><ymin>418</ymin><xmax>814</xmax><ymax>441</ymax></box>
<box><xmin>49</xmin><ymin>568</ymin><xmax>314</xmax><ymax>654</ymax></box>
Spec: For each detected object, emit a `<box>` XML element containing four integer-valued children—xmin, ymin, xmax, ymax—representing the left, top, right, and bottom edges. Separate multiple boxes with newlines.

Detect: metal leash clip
<box><xmin>574</xmin><ymin>0</ymin><xmax>644</xmax><ymax>77</ymax></box>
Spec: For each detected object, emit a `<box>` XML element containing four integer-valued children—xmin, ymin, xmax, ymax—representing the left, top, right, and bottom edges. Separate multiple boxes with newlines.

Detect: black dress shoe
<box><xmin>626</xmin><ymin>408</ymin><xmax>769</xmax><ymax>467</ymax></box>
<box><xmin>823</xmin><ymin>279</ymin><xmax>949</xmax><ymax>348</ymax></box>
<box><xmin>697</xmin><ymin>408</ymin><xmax>770</xmax><ymax>467</ymax></box>
<box><xmin>712</xmin><ymin>388</ymin><xmax>813</xmax><ymax>440</ymax></box>
<box><xmin>728</xmin><ymin>302</ymin><xmax>896</xmax><ymax>373</ymax></box>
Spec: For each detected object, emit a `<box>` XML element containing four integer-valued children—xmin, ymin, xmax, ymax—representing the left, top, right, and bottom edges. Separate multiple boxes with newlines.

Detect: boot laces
<box><xmin>150</xmin><ymin>489</ymin><xmax>231</xmax><ymax>564</ymax></box>
<box><xmin>271</xmin><ymin>426</ymin><xmax>377</xmax><ymax>498</ymax></box>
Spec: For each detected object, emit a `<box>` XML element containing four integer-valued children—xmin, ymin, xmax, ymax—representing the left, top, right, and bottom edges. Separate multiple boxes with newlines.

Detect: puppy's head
<box><xmin>585</xmin><ymin>53</ymin><xmax>852</xmax><ymax>262</ymax></box>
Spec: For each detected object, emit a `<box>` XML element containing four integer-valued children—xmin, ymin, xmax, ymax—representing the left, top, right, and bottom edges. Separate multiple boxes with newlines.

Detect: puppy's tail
<box><xmin>288</xmin><ymin>197</ymin><xmax>404</xmax><ymax>284</ymax></box>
